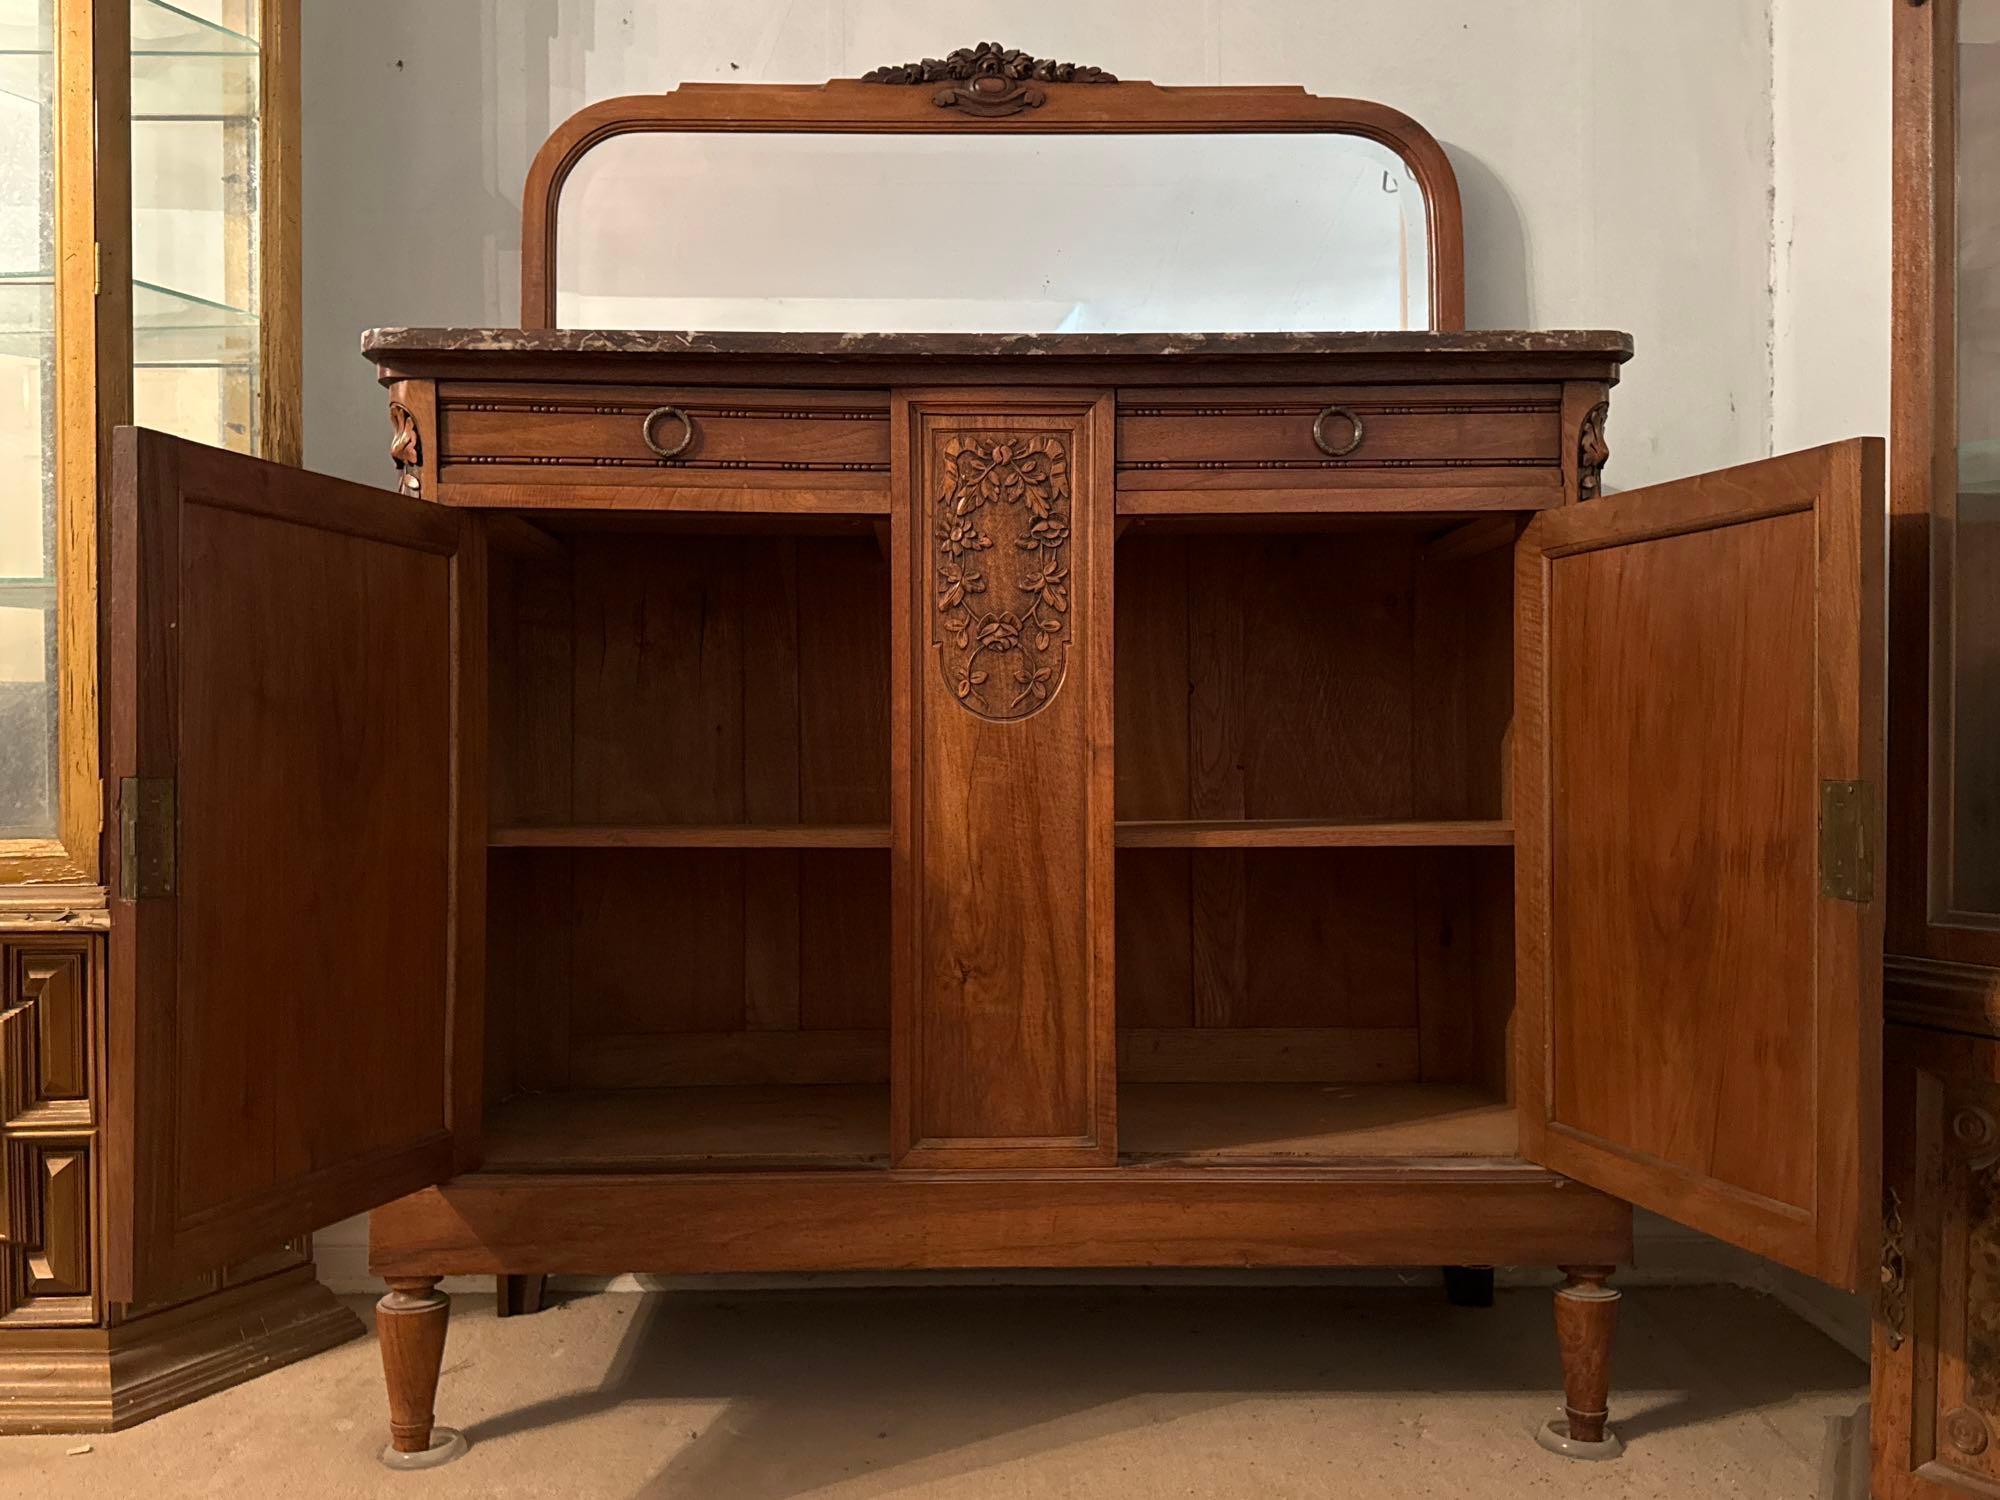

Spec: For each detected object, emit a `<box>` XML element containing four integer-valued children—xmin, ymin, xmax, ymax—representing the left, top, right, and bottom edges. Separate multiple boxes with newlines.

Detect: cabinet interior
<box><xmin>480</xmin><ymin>513</ymin><xmax>1519</xmax><ymax>1170</ymax></box>
<box><xmin>1113</xmin><ymin>520</ymin><xmax>1518</xmax><ymax>1161</ymax></box>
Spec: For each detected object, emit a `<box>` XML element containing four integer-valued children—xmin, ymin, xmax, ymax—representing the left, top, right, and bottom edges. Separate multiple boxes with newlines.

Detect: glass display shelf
<box><xmin>0</xmin><ymin>271</ymin><xmax>254</xmax><ymax>365</ymax></box>
<box><xmin>0</xmin><ymin>1</ymin><xmax>256</xmax><ymax>117</ymax></box>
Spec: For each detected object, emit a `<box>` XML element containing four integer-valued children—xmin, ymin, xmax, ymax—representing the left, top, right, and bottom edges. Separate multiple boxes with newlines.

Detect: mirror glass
<box><xmin>557</xmin><ymin>130</ymin><xmax>1432</xmax><ymax>333</ymax></box>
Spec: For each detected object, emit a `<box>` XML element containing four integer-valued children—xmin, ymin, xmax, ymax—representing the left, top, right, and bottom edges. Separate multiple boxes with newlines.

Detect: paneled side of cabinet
<box><xmin>0</xmin><ymin>934</ymin><xmax>103</xmax><ymax>1326</ymax></box>
<box><xmin>1875</xmin><ymin>1023</ymin><xmax>2000</xmax><ymax>1497</ymax></box>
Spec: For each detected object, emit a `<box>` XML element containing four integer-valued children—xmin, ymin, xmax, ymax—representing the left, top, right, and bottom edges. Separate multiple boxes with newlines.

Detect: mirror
<box><xmin>556</xmin><ymin>130</ymin><xmax>1433</xmax><ymax>333</ymax></box>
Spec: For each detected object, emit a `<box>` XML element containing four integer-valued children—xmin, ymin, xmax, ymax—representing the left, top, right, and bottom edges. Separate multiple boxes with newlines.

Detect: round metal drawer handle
<box><xmin>641</xmin><ymin>405</ymin><xmax>696</xmax><ymax>460</ymax></box>
<box><xmin>1312</xmin><ymin>405</ymin><xmax>1365</xmax><ymax>458</ymax></box>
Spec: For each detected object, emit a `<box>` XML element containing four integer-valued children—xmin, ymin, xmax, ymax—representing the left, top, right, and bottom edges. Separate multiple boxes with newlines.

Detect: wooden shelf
<box><xmin>481</xmin><ymin>1082</ymin><xmax>1516</xmax><ymax>1172</ymax></box>
<box><xmin>1119</xmin><ymin>1083</ymin><xmax>1518</xmax><ymax>1163</ymax></box>
<box><xmin>1114</xmin><ymin>819</ymin><xmax>1513</xmax><ymax>850</ymax></box>
<box><xmin>490</xmin><ymin>823</ymin><xmax>892</xmax><ymax>850</ymax></box>
<box><xmin>485</xmin><ymin>1085</ymin><xmax>890</xmax><ymax>1171</ymax></box>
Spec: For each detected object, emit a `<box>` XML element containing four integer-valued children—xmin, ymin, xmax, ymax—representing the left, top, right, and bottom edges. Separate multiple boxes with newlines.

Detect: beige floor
<box><xmin>0</xmin><ymin>1285</ymin><xmax>1863</xmax><ymax>1499</ymax></box>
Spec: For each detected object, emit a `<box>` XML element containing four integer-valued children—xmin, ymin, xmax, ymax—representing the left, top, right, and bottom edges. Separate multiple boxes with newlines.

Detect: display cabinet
<box><xmin>0</xmin><ymin>0</ymin><xmax>355</xmax><ymax>1436</ymax></box>
<box><xmin>1876</xmin><ymin>0</ymin><xmax>2000</xmax><ymax>1491</ymax></box>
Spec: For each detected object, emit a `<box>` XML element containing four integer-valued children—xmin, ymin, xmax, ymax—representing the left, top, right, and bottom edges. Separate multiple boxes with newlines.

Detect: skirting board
<box><xmin>0</xmin><ymin>1266</ymin><xmax>363</xmax><ymax>1434</ymax></box>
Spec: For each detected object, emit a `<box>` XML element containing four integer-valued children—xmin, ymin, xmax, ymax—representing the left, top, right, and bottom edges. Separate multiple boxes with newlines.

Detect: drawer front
<box><xmin>435</xmin><ymin>384</ymin><xmax>892</xmax><ymax>500</ymax></box>
<box><xmin>1116</xmin><ymin>385</ymin><xmax>1567</xmax><ymax>506</ymax></box>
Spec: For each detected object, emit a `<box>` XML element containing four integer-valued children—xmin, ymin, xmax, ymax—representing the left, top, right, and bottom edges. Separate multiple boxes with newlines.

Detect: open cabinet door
<box><xmin>102</xmin><ymin>430</ymin><xmax>484</xmax><ymax>1304</ymax></box>
<box><xmin>1516</xmin><ymin>440</ymin><xmax>1884</xmax><ymax>1291</ymax></box>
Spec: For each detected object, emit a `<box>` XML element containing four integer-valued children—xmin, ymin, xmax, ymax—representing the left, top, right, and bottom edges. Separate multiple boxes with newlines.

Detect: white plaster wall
<box><xmin>1772</xmin><ymin>0</ymin><xmax>1895</xmax><ymax>452</ymax></box>
<box><xmin>300</xmin><ymin>4</ymin><xmax>1888</xmax><ymax>1355</ymax></box>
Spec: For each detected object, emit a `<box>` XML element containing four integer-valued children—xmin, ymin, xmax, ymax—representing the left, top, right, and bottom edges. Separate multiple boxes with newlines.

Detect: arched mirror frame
<box><xmin>519</xmin><ymin>59</ymin><xmax>1466</xmax><ymax>333</ymax></box>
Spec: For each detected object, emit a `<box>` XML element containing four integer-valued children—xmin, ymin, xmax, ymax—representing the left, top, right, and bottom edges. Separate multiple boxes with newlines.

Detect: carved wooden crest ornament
<box><xmin>932</xmin><ymin>432</ymin><xmax>1072</xmax><ymax>720</ymax></box>
<box><xmin>862</xmin><ymin>41</ymin><xmax>1116</xmax><ymax>117</ymax></box>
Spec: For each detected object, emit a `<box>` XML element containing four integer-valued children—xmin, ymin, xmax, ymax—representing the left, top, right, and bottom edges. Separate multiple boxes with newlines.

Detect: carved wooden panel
<box><xmin>0</xmin><ymin>936</ymin><xmax>99</xmax><ymax>1327</ymax></box>
<box><xmin>931</xmin><ymin>432</ymin><xmax>1073</xmax><ymax>721</ymax></box>
<box><xmin>0</xmin><ymin>1141</ymin><xmax>91</xmax><ymax>1323</ymax></box>
<box><xmin>894</xmin><ymin>393</ymin><xmax>1115</xmax><ymax>1166</ymax></box>
<box><xmin>1876</xmin><ymin>1025</ymin><xmax>2000</xmax><ymax>1498</ymax></box>
<box><xmin>0</xmin><ymin>941</ymin><xmax>91</xmax><ymax>1130</ymax></box>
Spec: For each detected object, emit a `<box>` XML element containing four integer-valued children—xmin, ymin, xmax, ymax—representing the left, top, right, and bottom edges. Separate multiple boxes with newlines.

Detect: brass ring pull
<box><xmin>641</xmin><ymin>405</ymin><xmax>696</xmax><ymax>460</ymax></box>
<box><xmin>1311</xmin><ymin>405</ymin><xmax>1365</xmax><ymax>458</ymax></box>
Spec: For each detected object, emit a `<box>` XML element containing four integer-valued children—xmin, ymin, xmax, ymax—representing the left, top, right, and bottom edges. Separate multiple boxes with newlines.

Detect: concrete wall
<box><xmin>301</xmin><ymin>3</ymin><xmax>1891</xmax><ymax>1356</ymax></box>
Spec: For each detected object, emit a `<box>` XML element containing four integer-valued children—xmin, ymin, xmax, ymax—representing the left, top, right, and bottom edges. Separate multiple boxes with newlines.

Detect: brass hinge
<box><xmin>118</xmin><ymin>777</ymin><xmax>176</xmax><ymax>901</ymax></box>
<box><xmin>1819</xmin><ymin>779</ymin><xmax>1877</xmax><ymax>904</ymax></box>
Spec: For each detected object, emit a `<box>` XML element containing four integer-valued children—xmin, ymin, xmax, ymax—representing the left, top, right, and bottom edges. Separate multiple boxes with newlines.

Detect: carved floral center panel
<box><xmin>932</xmin><ymin>431</ymin><xmax>1072</xmax><ymax>721</ymax></box>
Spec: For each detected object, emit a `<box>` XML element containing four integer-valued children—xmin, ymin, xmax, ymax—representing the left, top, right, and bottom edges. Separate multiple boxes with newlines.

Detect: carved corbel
<box><xmin>389</xmin><ymin>401</ymin><xmax>423</xmax><ymax>498</ymax></box>
<box><xmin>1577</xmin><ymin>402</ymin><xmax>1611</xmax><ymax>501</ymax></box>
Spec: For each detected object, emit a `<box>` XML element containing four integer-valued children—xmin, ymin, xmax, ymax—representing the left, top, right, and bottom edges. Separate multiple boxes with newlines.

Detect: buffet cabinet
<box><xmin>82</xmin><ymin>323</ymin><xmax>1891</xmax><ymax>1461</ymax></box>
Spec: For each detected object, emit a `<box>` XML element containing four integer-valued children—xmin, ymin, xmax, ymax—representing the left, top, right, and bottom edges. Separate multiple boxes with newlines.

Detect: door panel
<box><xmin>103</xmin><ymin>429</ymin><xmax>484</xmax><ymax>1303</ymax></box>
<box><xmin>1516</xmin><ymin>441</ymin><xmax>1884</xmax><ymax>1290</ymax></box>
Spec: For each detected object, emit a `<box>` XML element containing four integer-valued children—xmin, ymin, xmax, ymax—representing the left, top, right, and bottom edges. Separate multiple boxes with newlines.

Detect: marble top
<box><xmin>361</xmin><ymin>327</ymin><xmax>1636</xmax><ymax>361</ymax></box>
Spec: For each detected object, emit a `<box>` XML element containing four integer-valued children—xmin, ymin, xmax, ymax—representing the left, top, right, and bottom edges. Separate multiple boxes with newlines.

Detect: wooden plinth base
<box><xmin>0</xmin><ymin>1267</ymin><xmax>362</xmax><ymax>1434</ymax></box>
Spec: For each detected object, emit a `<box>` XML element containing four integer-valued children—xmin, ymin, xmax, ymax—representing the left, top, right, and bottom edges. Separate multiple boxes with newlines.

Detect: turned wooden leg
<box><xmin>377</xmin><ymin>1277</ymin><xmax>466</xmax><ymax>1467</ymax></box>
<box><xmin>1443</xmin><ymin>1265</ymin><xmax>1495</xmax><ymax>1308</ymax></box>
<box><xmin>496</xmin><ymin>1273</ymin><xmax>548</xmax><ymax>1318</ymax></box>
<box><xmin>1537</xmin><ymin>1265</ymin><xmax>1624</xmax><ymax>1460</ymax></box>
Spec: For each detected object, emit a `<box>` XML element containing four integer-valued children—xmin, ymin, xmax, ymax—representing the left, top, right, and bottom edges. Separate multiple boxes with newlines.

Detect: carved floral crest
<box><xmin>933</xmin><ymin>432</ymin><xmax>1072</xmax><ymax>720</ymax></box>
<box><xmin>863</xmin><ymin>42</ymin><xmax>1116</xmax><ymax>117</ymax></box>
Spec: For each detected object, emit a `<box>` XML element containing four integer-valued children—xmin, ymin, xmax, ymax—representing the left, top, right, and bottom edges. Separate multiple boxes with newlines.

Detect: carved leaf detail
<box><xmin>861</xmin><ymin>42</ymin><xmax>1115</xmax><ymax>117</ymax></box>
<box><xmin>861</xmin><ymin>42</ymin><xmax>1116</xmax><ymax>86</ymax></box>
<box><xmin>933</xmin><ymin>432</ymin><xmax>1072</xmax><ymax>720</ymax></box>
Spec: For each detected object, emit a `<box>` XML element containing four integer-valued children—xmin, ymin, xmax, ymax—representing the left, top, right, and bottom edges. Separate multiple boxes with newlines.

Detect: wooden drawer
<box><xmin>434</xmin><ymin>384</ymin><xmax>892</xmax><ymax>510</ymax></box>
<box><xmin>1115</xmin><ymin>385</ymin><xmax>1568</xmax><ymax>512</ymax></box>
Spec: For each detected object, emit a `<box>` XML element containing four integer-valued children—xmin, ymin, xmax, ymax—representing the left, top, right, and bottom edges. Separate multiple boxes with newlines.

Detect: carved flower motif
<box><xmin>1019</xmin><ymin>558</ymin><xmax>1068</xmax><ymax>615</ymax></box>
<box><xmin>934</xmin><ymin>431</ymin><xmax>1071</xmax><ymax>722</ymax></box>
<box><xmin>973</xmin><ymin>611</ymin><xmax>1023</xmax><ymax>653</ymax></box>
<box><xmin>936</xmin><ymin>562</ymin><xmax>985</xmax><ymax>613</ymax></box>
<box><xmin>938</xmin><ymin>514</ymin><xmax>992</xmax><ymax>558</ymax></box>
<box><xmin>951</xmin><ymin>436</ymin><xmax>1068</xmax><ymax>517</ymax></box>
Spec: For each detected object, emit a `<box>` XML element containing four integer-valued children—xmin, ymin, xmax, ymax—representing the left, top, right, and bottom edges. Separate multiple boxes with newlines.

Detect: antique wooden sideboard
<box><xmin>85</xmin><ymin>66</ymin><xmax>1899</xmax><ymax>1468</ymax></box>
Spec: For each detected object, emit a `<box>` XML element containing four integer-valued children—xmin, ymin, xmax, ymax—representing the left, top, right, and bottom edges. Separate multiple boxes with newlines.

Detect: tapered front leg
<box><xmin>377</xmin><ymin>1277</ymin><xmax>467</xmax><ymax>1467</ymax></box>
<box><xmin>1537</xmin><ymin>1265</ymin><xmax>1624</xmax><ymax>1460</ymax></box>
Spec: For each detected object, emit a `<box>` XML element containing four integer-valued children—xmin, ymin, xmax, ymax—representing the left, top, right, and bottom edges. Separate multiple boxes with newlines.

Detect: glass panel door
<box><xmin>1945</xmin><ymin>1</ymin><xmax>2000</xmax><ymax>921</ymax></box>
<box><xmin>130</xmin><ymin>0</ymin><xmax>260</xmax><ymax>452</ymax></box>
<box><xmin>0</xmin><ymin>0</ymin><xmax>59</xmax><ymax>840</ymax></box>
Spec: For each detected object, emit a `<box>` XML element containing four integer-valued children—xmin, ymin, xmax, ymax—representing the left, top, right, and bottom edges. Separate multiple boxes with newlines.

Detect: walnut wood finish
<box><xmin>517</xmin><ymin>81</ymin><xmax>1468</xmax><ymax>333</ymax></box>
<box><xmin>1516</xmin><ymin>442</ymin><xmax>1885</xmax><ymax>1290</ymax></box>
<box><xmin>368</xmin><ymin>1170</ymin><xmax>1631</xmax><ymax>1276</ymax></box>
<box><xmin>376</xmin><ymin>1276</ymin><xmax>450</xmax><ymax>1454</ymax></box>
<box><xmin>892</xmin><ymin>392</ymin><xmax>1117</xmax><ymax>1167</ymax></box>
<box><xmin>1891</xmin><ymin>0</ymin><xmax>2000</xmax><ymax>971</ymax></box>
<box><xmin>1873</xmin><ymin>1025</ymin><xmax>2000</xmax><ymax>1498</ymax></box>
<box><xmin>102</xmin><ymin>431</ymin><xmax>482</xmax><ymax>1304</ymax></box>
<box><xmin>1552</xmin><ymin>1266</ymin><xmax>1620</xmax><ymax>1444</ymax></box>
